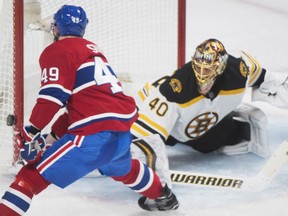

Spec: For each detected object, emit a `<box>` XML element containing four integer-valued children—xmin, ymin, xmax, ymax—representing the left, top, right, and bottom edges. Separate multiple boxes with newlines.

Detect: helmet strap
<box><xmin>52</xmin><ymin>27</ymin><xmax>60</xmax><ymax>42</ymax></box>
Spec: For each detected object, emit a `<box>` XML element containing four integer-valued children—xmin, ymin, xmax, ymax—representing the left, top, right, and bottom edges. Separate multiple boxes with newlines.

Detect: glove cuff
<box><xmin>29</xmin><ymin>125</ymin><xmax>41</xmax><ymax>136</ymax></box>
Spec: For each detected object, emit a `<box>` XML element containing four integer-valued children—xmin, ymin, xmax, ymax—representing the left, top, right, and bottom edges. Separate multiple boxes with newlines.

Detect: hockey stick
<box><xmin>170</xmin><ymin>170</ymin><xmax>245</xmax><ymax>190</ymax></box>
<box><xmin>84</xmin><ymin>141</ymin><xmax>288</xmax><ymax>191</ymax></box>
<box><xmin>170</xmin><ymin>141</ymin><xmax>288</xmax><ymax>191</ymax></box>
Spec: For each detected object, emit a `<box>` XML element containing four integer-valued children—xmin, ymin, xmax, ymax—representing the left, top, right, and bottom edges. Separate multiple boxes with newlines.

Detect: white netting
<box><xmin>26</xmin><ymin>0</ymin><xmax>178</xmax><ymax>80</ymax></box>
<box><xmin>0</xmin><ymin>0</ymin><xmax>15</xmax><ymax>166</ymax></box>
<box><xmin>0</xmin><ymin>0</ymin><xmax>180</xmax><ymax>166</ymax></box>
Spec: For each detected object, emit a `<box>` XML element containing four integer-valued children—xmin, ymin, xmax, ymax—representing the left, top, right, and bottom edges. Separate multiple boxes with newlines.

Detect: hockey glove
<box><xmin>16</xmin><ymin>126</ymin><xmax>47</xmax><ymax>164</ymax></box>
<box><xmin>252</xmin><ymin>72</ymin><xmax>288</xmax><ymax>108</ymax></box>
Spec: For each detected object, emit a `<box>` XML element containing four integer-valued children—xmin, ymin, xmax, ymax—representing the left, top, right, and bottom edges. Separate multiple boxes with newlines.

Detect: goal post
<box><xmin>0</xmin><ymin>0</ymin><xmax>186</xmax><ymax>166</ymax></box>
<box><xmin>0</xmin><ymin>0</ymin><xmax>24</xmax><ymax>166</ymax></box>
<box><xmin>178</xmin><ymin>0</ymin><xmax>186</xmax><ymax>68</ymax></box>
<box><xmin>14</xmin><ymin>0</ymin><xmax>24</xmax><ymax>164</ymax></box>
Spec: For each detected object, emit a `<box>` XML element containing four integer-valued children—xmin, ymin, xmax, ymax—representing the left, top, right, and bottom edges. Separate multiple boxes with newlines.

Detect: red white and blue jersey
<box><xmin>29</xmin><ymin>38</ymin><xmax>138</xmax><ymax>135</ymax></box>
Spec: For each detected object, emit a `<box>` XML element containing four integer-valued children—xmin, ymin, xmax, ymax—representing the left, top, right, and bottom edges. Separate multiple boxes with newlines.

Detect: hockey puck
<box><xmin>6</xmin><ymin>114</ymin><xmax>16</xmax><ymax>126</ymax></box>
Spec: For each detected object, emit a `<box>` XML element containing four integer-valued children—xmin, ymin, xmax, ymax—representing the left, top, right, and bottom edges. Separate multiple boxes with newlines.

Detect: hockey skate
<box><xmin>138</xmin><ymin>184</ymin><xmax>179</xmax><ymax>211</ymax></box>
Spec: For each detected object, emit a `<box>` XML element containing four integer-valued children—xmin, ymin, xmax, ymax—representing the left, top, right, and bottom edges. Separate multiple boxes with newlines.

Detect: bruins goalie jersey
<box><xmin>131</xmin><ymin>51</ymin><xmax>266</xmax><ymax>153</ymax></box>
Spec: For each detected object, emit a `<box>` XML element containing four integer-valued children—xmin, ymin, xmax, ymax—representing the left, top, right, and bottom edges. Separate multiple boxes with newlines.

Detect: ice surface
<box><xmin>1</xmin><ymin>0</ymin><xmax>288</xmax><ymax>215</ymax></box>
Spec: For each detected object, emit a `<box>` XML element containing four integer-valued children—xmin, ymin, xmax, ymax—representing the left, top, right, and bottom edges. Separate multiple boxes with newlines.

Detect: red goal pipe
<box><xmin>178</xmin><ymin>0</ymin><xmax>186</xmax><ymax>68</ymax></box>
<box><xmin>13</xmin><ymin>0</ymin><xmax>24</xmax><ymax>163</ymax></box>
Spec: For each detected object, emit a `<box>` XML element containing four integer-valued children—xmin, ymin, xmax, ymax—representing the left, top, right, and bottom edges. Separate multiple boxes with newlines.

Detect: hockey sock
<box><xmin>0</xmin><ymin>181</ymin><xmax>34</xmax><ymax>215</ymax></box>
<box><xmin>112</xmin><ymin>159</ymin><xmax>163</xmax><ymax>199</ymax></box>
<box><xmin>0</xmin><ymin>165</ymin><xmax>50</xmax><ymax>215</ymax></box>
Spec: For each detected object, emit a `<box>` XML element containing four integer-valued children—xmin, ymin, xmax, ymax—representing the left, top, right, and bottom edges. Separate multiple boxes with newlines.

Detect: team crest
<box><xmin>239</xmin><ymin>60</ymin><xmax>249</xmax><ymax>78</ymax></box>
<box><xmin>169</xmin><ymin>78</ymin><xmax>182</xmax><ymax>93</ymax></box>
<box><xmin>185</xmin><ymin>112</ymin><xmax>218</xmax><ymax>139</ymax></box>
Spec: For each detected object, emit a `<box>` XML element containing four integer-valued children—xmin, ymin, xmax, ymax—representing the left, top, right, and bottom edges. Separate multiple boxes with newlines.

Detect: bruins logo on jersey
<box><xmin>169</xmin><ymin>78</ymin><xmax>182</xmax><ymax>93</ymax></box>
<box><xmin>239</xmin><ymin>60</ymin><xmax>249</xmax><ymax>78</ymax></box>
<box><xmin>185</xmin><ymin>112</ymin><xmax>218</xmax><ymax>139</ymax></box>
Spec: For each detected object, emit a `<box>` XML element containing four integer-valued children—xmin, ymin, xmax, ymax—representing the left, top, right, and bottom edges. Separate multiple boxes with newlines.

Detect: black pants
<box><xmin>166</xmin><ymin>111</ymin><xmax>250</xmax><ymax>153</ymax></box>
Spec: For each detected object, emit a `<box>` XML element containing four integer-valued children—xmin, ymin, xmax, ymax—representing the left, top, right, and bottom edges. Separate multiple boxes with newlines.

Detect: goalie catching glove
<box><xmin>16</xmin><ymin>125</ymin><xmax>47</xmax><ymax>164</ymax></box>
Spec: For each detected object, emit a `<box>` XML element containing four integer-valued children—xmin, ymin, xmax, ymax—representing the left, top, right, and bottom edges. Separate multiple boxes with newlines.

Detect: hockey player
<box><xmin>128</xmin><ymin>38</ymin><xmax>288</xmax><ymax>185</ymax></box>
<box><xmin>0</xmin><ymin>5</ymin><xmax>179</xmax><ymax>215</ymax></box>
<box><xmin>36</xmin><ymin>39</ymin><xmax>288</xmax><ymax>190</ymax></box>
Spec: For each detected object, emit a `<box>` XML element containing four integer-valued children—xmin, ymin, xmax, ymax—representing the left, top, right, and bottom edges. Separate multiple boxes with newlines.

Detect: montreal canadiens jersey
<box><xmin>131</xmin><ymin>51</ymin><xmax>266</xmax><ymax>147</ymax></box>
<box><xmin>29</xmin><ymin>38</ymin><xmax>138</xmax><ymax>135</ymax></box>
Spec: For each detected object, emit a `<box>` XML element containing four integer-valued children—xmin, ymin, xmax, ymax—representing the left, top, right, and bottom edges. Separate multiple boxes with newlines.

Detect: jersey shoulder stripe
<box><xmin>68</xmin><ymin>108</ymin><xmax>138</xmax><ymax>131</ymax></box>
<box><xmin>39</xmin><ymin>84</ymin><xmax>71</xmax><ymax>106</ymax></box>
<box><xmin>74</xmin><ymin>63</ymin><xmax>95</xmax><ymax>90</ymax></box>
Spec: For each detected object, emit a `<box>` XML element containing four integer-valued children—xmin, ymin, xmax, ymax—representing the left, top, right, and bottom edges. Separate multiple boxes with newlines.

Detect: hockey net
<box><xmin>0</xmin><ymin>0</ymin><xmax>186</xmax><ymax>166</ymax></box>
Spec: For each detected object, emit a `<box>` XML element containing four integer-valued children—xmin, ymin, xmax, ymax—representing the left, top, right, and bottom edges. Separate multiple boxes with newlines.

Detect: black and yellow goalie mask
<box><xmin>192</xmin><ymin>39</ymin><xmax>228</xmax><ymax>95</ymax></box>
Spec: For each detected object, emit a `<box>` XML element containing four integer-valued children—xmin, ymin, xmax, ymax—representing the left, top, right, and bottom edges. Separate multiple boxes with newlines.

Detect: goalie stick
<box><xmin>81</xmin><ymin>141</ymin><xmax>288</xmax><ymax>191</ymax></box>
<box><xmin>170</xmin><ymin>140</ymin><xmax>288</xmax><ymax>191</ymax></box>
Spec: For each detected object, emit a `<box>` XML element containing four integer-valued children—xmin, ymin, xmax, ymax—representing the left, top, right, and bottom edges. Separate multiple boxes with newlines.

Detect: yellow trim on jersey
<box><xmin>138</xmin><ymin>90</ymin><xmax>146</xmax><ymax>102</ymax></box>
<box><xmin>144</xmin><ymin>83</ymin><xmax>150</xmax><ymax>95</ymax></box>
<box><xmin>179</xmin><ymin>88</ymin><xmax>245</xmax><ymax>108</ymax></box>
<box><xmin>138</xmin><ymin>113</ymin><xmax>169</xmax><ymax>138</ymax></box>
<box><xmin>179</xmin><ymin>95</ymin><xmax>205</xmax><ymax>108</ymax></box>
<box><xmin>137</xmin><ymin>83</ymin><xmax>151</xmax><ymax>102</ymax></box>
<box><xmin>131</xmin><ymin>124</ymin><xmax>151</xmax><ymax>137</ymax></box>
<box><xmin>218</xmin><ymin>88</ymin><xmax>246</xmax><ymax>95</ymax></box>
<box><xmin>242</xmin><ymin>52</ymin><xmax>262</xmax><ymax>86</ymax></box>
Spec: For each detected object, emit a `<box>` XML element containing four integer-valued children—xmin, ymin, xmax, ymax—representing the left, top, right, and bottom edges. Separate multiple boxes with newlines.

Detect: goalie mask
<box><xmin>192</xmin><ymin>39</ymin><xmax>228</xmax><ymax>95</ymax></box>
<box><xmin>51</xmin><ymin>5</ymin><xmax>89</xmax><ymax>41</ymax></box>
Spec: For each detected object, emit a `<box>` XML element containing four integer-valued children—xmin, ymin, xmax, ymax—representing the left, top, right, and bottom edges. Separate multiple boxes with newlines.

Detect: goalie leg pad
<box><xmin>131</xmin><ymin>134</ymin><xmax>172</xmax><ymax>188</ymax></box>
<box><xmin>217</xmin><ymin>103</ymin><xmax>269</xmax><ymax>157</ymax></box>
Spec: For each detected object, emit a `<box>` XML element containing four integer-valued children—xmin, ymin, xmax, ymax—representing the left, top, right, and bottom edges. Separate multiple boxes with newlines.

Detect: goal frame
<box><xmin>10</xmin><ymin>0</ymin><xmax>186</xmax><ymax>165</ymax></box>
<box><xmin>13</xmin><ymin>0</ymin><xmax>24</xmax><ymax>163</ymax></box>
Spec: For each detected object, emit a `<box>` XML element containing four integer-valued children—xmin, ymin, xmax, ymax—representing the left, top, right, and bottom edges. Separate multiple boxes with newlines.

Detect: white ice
<box><xmin>1</xmin><ymin>0</ymin><xmax>288</xmax><ymax>215</ymax></box>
